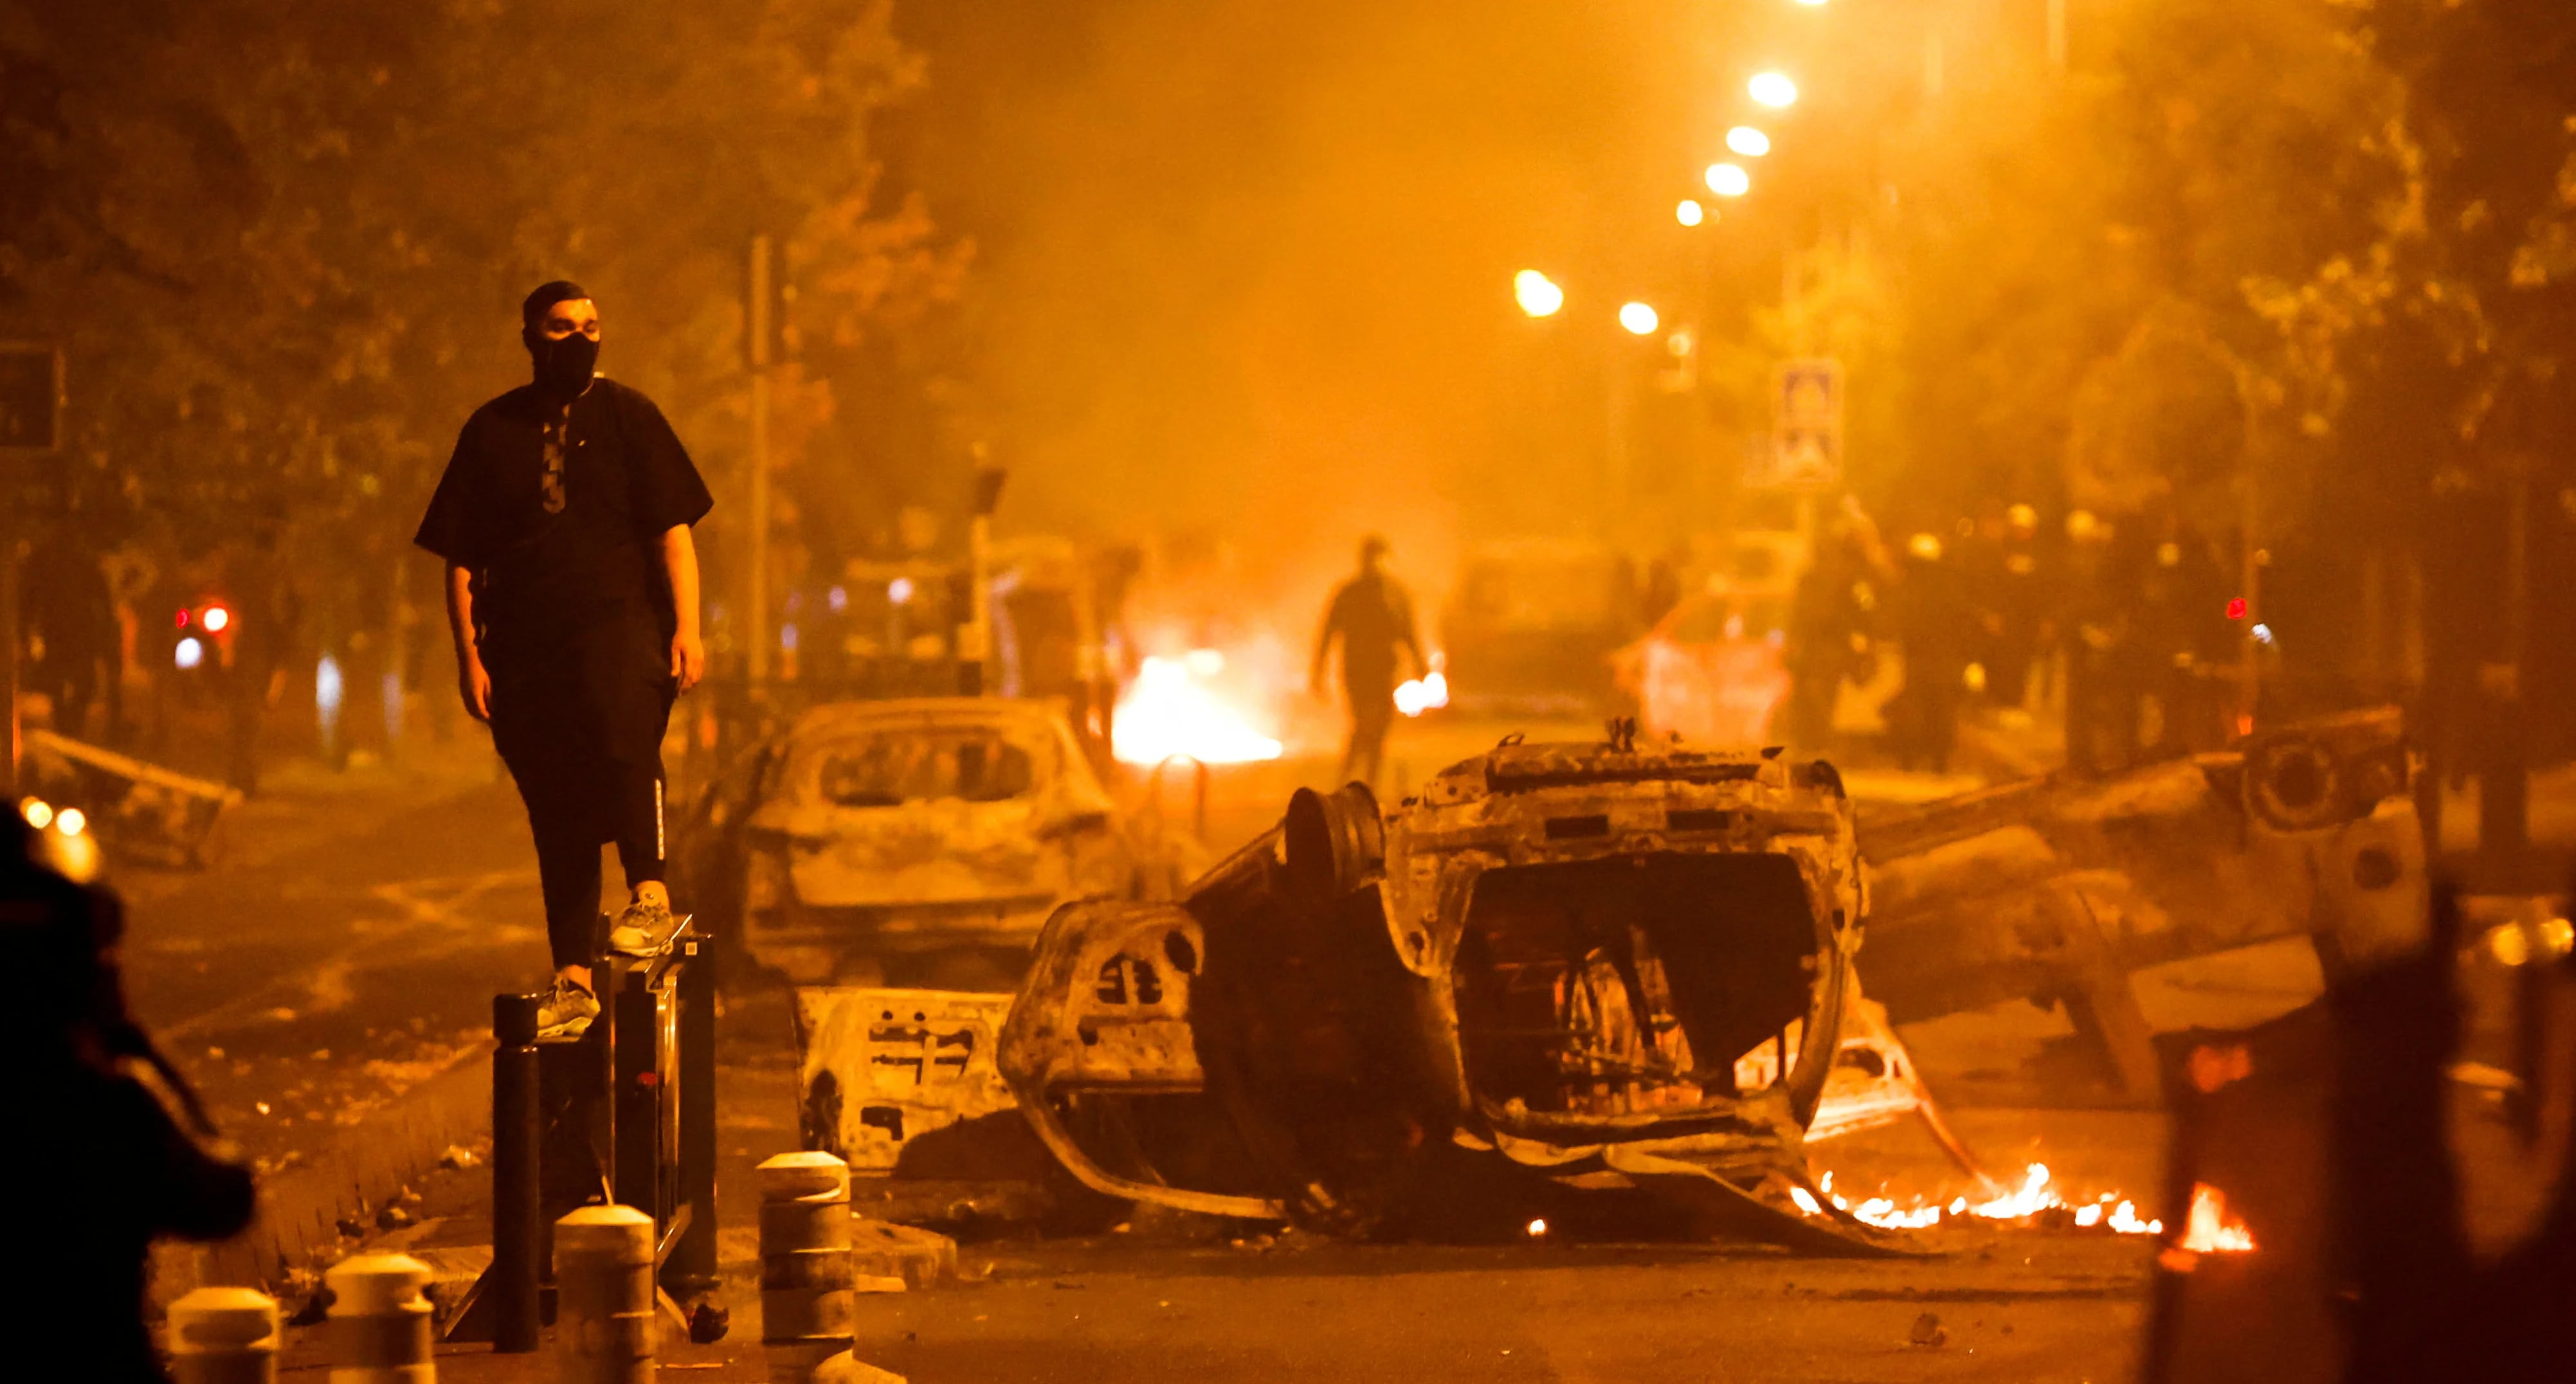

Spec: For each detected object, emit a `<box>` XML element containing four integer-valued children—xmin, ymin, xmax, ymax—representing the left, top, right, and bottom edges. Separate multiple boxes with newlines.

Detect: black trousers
<box><xmin>486</xmin><ymin>614</ymin><xmax>675</xmax><ymax>971</ymax></box>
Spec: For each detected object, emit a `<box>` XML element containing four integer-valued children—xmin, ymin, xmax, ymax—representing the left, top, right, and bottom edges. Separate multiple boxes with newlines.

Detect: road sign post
<box><xmin>1761</xmin><ymin>357</ymin><xmax>1844</xmax><ymax>492</ymax></box>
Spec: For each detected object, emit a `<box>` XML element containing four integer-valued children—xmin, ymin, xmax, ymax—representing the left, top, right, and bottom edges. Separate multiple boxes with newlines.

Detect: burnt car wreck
<box><xmin>997</xmin><ymin>730</ymin><xmax>1918</xmax><ymax>1252</ymax></box>
<box><xmin>983</xmin><ymin>712</ymin><xmax>2426</xmax><ymax>1252</ymax></box>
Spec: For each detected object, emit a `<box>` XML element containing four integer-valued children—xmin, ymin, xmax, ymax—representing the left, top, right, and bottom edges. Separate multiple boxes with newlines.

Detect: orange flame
<box><xmin>1112</xmin><ymin>653</ymin><xmax>1285</xmax><ymax>766</ymax></box>
<box><xmin>1802</xmin><ymin>1164</ymin><xmax>2165</xmax><ymax>1236</ymax></box>
<box><xmin>2177</xmin><ymin>1182</ymin><xmax>2256</xmax><ymax>1254</ymax></box>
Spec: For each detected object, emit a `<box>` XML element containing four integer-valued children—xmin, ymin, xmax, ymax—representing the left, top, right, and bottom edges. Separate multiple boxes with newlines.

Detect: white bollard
<box><xmin>759</xmin><ymin>1152</ymin><xmax>853</xmax><ymax>1384</ymax></box>
<box><xmin>555</xmin><ymin>1205</ymin><xmax>658</xmax><ymax>1383</ymax></box>
<box><xmin>167</xmin><ymin>1286</ymin><xmax>281</xmax><ymax>1384</ymax></box>
<box><xmin>323</xmin><ymin>1254</ymin><xmax>435</xmax><ymax>1384</ymax></box>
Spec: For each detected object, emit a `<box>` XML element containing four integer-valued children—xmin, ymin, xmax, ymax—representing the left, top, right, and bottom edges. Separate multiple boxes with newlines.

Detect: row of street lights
<box><xmin>1518</xmin><ymin>0</ymin><xmax>1819</xmax><ymax>331</ymax></box>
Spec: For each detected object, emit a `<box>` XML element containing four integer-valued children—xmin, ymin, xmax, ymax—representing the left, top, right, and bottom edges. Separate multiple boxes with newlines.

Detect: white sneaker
<box><xmin>535</xmin><ymin>976</ymin><xmax>598</xmax><ymax>1039</ymax></box>
<box><xmin>608</xmin><ymin>894</ymin><xmax>675</xmax><ymax>957</ymax></box>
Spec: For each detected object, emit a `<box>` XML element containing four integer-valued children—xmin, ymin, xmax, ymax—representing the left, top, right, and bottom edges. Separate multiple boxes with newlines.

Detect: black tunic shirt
<box><xmin>414</xmin><ymin>378</ymin><xmax>711</xmax><ymax>663</ymax></box>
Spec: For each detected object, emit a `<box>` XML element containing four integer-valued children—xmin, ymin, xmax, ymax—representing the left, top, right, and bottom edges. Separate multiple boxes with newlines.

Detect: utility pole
<box><xmin>746</xmin><ymin>235</ymin><xmax>773</xmax><ymax>683</ymax></box>
<box><xmin>959</xmin><ymin>457</ymin><xmax>1006</xmax><ymax>697</ymax></box>
<box><xmin>1</xmin><ymin>343</ymin><xmax>66</xmax><ymax>794</ymax></box>
<box><xmin>2481</xmin><ymin>458</ymin><xmax>2532</xmax><ymax>883</ymax></box>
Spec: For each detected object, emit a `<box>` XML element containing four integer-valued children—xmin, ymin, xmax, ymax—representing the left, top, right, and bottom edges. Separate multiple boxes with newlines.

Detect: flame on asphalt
<box><xmin>1802</xmin><ymin>1164</ymin><xmax>2165</xmax><ymax>1237</ymax></box>
<box><xmin>1112</xmin><ymin>652</ymin><xmax>1285</xmax><ymax>766</ymax></box>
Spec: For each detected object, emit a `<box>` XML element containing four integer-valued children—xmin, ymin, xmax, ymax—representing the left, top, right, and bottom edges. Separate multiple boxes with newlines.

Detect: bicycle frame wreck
<box><xmin>997</xmin><ymin>738</ymin><xmax>1906</xmax><ymax>1250</ymax></box>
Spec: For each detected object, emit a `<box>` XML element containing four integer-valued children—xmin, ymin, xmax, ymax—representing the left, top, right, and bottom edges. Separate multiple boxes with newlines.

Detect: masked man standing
<box><xmin>416</xmin><ymin>282</ymin><xmax>711</xmax><ymax>1036</ymax></box>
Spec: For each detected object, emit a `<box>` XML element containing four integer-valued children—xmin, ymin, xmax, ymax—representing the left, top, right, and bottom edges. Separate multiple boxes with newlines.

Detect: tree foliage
<box><xmin>0</xmin><ymin>0</ymin><xmax>965</xmax><ymax>617</ymax></box>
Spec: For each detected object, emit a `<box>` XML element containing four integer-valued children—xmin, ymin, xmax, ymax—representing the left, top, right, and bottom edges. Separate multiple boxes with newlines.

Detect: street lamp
<box><xmin>1727</xmin><ymin>125</ymin><xmax>1771</xmax><ymax>157</ymax></box>
<box><xmin>1619</xmin><ymin>302</ymin><xmax>1660</xmax><ymax>336</ymax></box>
<box><xmin>1675</xmin><ymin>199</ymin><xmax>1706</xmax><ymax>227</ymax></box>
<box><xmin>1749</xmin><ymin>71</ymin><xmax>1799</xmax><ymax>108</ymax></box>
<box><xmin>1514</xmin><ymin>269</ymin><xmax>1565</xmax><ymax>318</ymax></box>
<box><xmin>1705</xmin><ymin>163</ymin><xmax>1751</xmax><ymax>198</ymax></box>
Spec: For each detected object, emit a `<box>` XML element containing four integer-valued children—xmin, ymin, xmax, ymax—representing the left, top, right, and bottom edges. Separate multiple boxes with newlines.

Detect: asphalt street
<box><xmin>106</xmin><ymin>715</ymin><xmax>2354</xmax><ymax>1380</ymax></box>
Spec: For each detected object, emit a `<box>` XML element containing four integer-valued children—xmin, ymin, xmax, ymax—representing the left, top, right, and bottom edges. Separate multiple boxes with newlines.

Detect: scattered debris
<box><xmin>1909</xmin><ymin>1311</ymin><xmax>1948</xmax><ymax>1347</ymax></box>
<box><xmin>849</xmin><ymin>1218</ymin><xmax>959</xmax><ymax>1289</ymax></box>
<box><xmin>1860</xmin><ymin>710</ymin><xmax>2424</xmax><ymax>1100</ymax></box>
<box><xmin>436</xmin><ymin>1144</ymin><xmax>479</xmax><ymax>1171</ymax></box>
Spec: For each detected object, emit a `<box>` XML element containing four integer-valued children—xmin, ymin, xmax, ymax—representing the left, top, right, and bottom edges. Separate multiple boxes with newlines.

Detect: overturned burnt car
<box><xmin>989</xmin><ymin>712</ymin><xmax>2427</xmax><ymax>1248</ymax></box>
<box><xmin>996</xmin><ymin>731</ymin><xmax>1910</xmax><ymax>1250</ymax></box>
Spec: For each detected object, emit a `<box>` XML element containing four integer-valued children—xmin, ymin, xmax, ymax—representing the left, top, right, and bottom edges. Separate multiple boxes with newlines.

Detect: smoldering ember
<box><xmin>5</xmin><ymin>2</ymin><xmax>2575</xmax><ymax>1381</ymax></box>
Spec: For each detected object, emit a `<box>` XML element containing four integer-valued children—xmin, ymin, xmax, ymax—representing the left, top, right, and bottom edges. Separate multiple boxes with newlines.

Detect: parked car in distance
<box><xmin>1440</xmin><ymin>539</ymin><xmax>1642</xmax><ymax>717</ymax></box>
<box><xmin>675</xmin><ymin>697</ymin><xmax>1201</xmax><ymax>990</ymax></box>
<box><xmin>1615</xmin><ymin>586</ymin><xmax>1793</xmax><ymax>749</ymax></box>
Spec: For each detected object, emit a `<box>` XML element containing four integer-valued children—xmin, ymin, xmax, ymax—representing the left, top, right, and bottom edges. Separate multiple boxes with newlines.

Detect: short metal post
<box><xmin>323</xmin><ymin>1254</ymin><xmax>435</xmax><ymax>1383</ymax></box>
<box><xmin>491</xmin><ymin>993</ymin><xmax>542</xmax><ymax>1354</ymax></box>
<box><xmin>613</xmin><ymin>966</ymin><xmax>657</xmax><ymax>1212</ymax></box>
<box><xmin>759</xmin><ymin>1152</ymin><xmax>854</xmax><ymax>1382</ymax></box>
<box><xmin>1194</xmin><ymin>758</ymin><xmax>1210</xmax><ymax>841</ymax></box>
<box><xmin>555</xmin><ymin>1206</ymin><xmax>657</xmax><ymax>1383</ymax></box>
<box><xmin>667</xmin><ymin>932</ymin><xmax>721</xmax><ymax>1303</ymax></box>
<box><xmin>167</xmin><ymin>1286</ymin><xmax>280</xmax><ymax>1384</ymax></box>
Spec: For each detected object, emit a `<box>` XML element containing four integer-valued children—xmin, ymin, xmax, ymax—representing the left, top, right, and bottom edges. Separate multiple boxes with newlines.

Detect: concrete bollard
<box><xmin>323</xmin><ymin>1254</ymin><xmax>435</xmax><ymax>1383</ymax></box>
<box><xmin>167</xmin><ymin>1286</ymin><xmax>282</xmax><ymax>1384</ymax></box>
<box><xmin>758</xmin><ymin>1151</ymin><xmax>853</xmax><ymax>1383</ymax></box>
<box><xmin>555</xmin><ymin>1205</ymin><xmax>658</xmax><ymax>1383</ymax></box>
<box><xmin>812</xmin><ymin>1349</ymin><xmax>908</xmax><ymax>1383</ymax></box>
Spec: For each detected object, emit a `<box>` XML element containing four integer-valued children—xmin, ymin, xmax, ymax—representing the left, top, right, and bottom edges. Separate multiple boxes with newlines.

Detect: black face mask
<box><xmin>529</xmin><ymin>331</ymin><xmax>600</xmax><ymax>397</ymax></box>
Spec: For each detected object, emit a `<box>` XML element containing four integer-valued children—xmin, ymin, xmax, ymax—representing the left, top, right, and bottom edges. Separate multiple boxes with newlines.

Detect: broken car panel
<box><xmin>1857</xmin><ymin>708</ymin><xmax>2426</xmax><ymax>1099</ymax></box>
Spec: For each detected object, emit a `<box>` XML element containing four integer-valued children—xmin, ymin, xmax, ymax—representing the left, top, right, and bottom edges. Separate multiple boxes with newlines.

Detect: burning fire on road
<box><xmin>1793</xmin><ymin>1163</ymin><xmax>2166</xmax><ymax>1237</ymax></box>
<box><xmin>1111</xmin><ymin>651</ymin><xmax>1286</xmax><ymax>766</ymax></box>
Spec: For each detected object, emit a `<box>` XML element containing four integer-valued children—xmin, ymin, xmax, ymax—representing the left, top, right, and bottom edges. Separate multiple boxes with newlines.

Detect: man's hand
<box><xmin>671</xmin><ymin>628</ymin><xmax>705</xmax><ymax>694</ymax></box>
<box><xmin>459</xmin><ymin>658</ymin><xmax>493</xmax><ymax>722</ymax></box>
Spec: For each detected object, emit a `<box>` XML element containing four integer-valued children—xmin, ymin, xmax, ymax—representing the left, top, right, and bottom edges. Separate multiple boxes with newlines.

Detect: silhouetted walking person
<box><xmin>1312</xmin><ymin>535</ymin><xmax>1423</xmax><ymax>791</ymax></box>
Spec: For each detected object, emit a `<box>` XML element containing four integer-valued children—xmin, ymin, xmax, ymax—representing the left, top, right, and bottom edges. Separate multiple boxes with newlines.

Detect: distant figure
<box><xmin>21</xmin><ymin>517</ymin><xmax>118</xmax><ymax>740</ymax></box>
<box><xmin>416</xmin><ymin>281</ymin><xmax>712</xmax><ymax>1039</ymax></box>
<box><xmin>2132</xmin><ymin>516</ymin><xmax>2233</xmax><ymax>755</ymax></box>
<box><xmin>1887</xmin><ymin>530</ymin><xmax>1974</xmax><ymax>773</ymax></box>
<box><xmin>1784</xmin><ymin>501</ymin><xmax>1892</xmax><ymax>751</ymax></box>
<box><xmin>2062</xmin><ymin>509</ymin><xmax>2134</xmax><ymax>774</ymax></box>
<box><xmin>1972</xmin><ymin>503</ymin><xmax>2047</xmax><ymax>715</ymax></box>
<box><xmin>0</xmin><ymin>815</ymin><xmax>255</xmax><ymax>1381</ymax></box>
<box><xmin>1311</xmin><ymin>535</ymin><xmax>1424</xmax><ymax>790</ymax></box>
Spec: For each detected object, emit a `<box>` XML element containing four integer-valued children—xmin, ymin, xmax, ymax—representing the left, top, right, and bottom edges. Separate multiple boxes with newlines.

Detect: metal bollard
<box><xmin>554</xmin><ymin>1205</ymin><xmax>657</xmax><ymax>1383</ymax></box>
<box><xmin>324</xmin><ymin>1254</ymin><xmax>435</xmax><ymax>1383</ymax></box>
<box><xmin>493</xmin><ymin>991</ymin><xmax>543</xmax><ymax>1354</ymax></box>
<box><xmin>167</xmin><ymin>1286</ymin><xmax>281</xmax><ymax>1384</ymax></box>
<box><xmin>758</xmin><ymin>1152</ymin><xmax>853</xmax><ymax>1383</ymax></box>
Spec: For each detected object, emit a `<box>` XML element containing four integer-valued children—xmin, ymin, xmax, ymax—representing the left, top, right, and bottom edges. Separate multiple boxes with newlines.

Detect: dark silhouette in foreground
<box><xmin>0</xmin><ymin>818</ymin><xmax>255</xmax><ymax>1381</ymax></box>
<box><xmin>2145</xmin><ymin>879</ymin><xmax>2576</xmax><ymax>1383</ymax></box>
